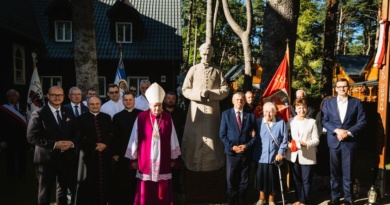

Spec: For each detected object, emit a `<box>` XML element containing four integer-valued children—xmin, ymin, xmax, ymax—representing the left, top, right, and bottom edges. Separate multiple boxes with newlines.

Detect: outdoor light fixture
<box><xmin>367</xmin><ymin>185</ymin><xmax>377</xmax><ymax>204</ymax></box>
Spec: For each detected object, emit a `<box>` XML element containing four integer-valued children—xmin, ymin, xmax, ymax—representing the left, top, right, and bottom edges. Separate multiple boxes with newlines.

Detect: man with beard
<box><xmin>163</xmin><ymin>91</ymin><xmax>186</xmax><ymax>200</ymax></box>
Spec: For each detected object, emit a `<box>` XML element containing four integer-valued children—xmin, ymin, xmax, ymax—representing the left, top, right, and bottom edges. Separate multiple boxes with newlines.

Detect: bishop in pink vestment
<box><xmin>125</xmin><ymin>83</ymin><xmax>181</xmax><ymax>205</ymax></box>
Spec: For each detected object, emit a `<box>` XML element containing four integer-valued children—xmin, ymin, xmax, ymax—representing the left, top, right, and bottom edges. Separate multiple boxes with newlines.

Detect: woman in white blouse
<box><xmin>286</xmin><ymin>98</ymin><xmax>320</xmax><ymax>205</ymax></box>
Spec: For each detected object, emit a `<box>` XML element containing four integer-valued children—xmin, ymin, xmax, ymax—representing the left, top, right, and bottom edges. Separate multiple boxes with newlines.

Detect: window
<box><xmin>55</xmin><ymin>21</ymin><xmax>72</xmax><ymax>42</ymax></box>
<box><xmin>40</xmin><ymin>76</ymin><xmax>62</xmax><ymax>95</ymax></box>
<box><xmin>128</xmin><ymin>76</ymin><xmax>149</xmax><ymax>96</ymax></box>
<box><xmin>116</xmin><ymin>22</ymin><xmax>132</xmax><ymax>43</ymax></box>
<box><xmin>13</xmin><ymin>44</ymin><xmax>26</xmax><ymax>84</ymax></box>
<box><xmin>98</xmin><ymin>76</ymin><xmax>106</xmax><ymax>98</ymax></box>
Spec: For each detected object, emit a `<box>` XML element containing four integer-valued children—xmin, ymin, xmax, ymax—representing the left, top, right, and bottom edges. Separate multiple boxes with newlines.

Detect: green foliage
<box><xmin>292</xmin><ymin>0</ymin><xmax>324</xmax><ymax>98</ymax></box>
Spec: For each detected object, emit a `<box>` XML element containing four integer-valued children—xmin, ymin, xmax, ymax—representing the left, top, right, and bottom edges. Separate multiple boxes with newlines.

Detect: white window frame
<box><xmin>98</xmin><ymin>76</ymin><xmax>107</xmax><ymax>98</ymax></box>
<box><xmin>40</xmin><ymin>76</ymin><xmax>62</xmax><ymax>95</ymax></box>
<box><xmin>128</xmin><ymin>76</ymin><xmax>149</xmax><ymax>96</ymax></box>
<box><xmin>55</xmin><ymin>21</ymin><xmax>72</xmax><ymax>42</ymax></box>
<box><xmin>116</xmin><ymin>22</ymin><xmax>133</xmax><ymax>43</ymax></box>
<box><xmin>13</xmin><ymin>44</ymin><xmax>26</xmax><ymax>84</ymax></box>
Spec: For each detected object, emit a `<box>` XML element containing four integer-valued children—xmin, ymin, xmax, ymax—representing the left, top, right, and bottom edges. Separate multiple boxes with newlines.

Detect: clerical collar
<box><xmin>126</xmin><ymin>108</ymin><xmax>134</xmax><ymax>112</ymax></box>
<box><xmin>90</xmin><ymin>111</ymin><xmax>99</xmax><ymax>116</ymax></box>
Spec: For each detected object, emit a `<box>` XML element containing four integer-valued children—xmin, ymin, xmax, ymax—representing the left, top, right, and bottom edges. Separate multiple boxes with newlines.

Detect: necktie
<box><xmin>56</xmin><ymin>110</ymin><xmax>62</xmax><ymax>127</ymax></box>
<box><xmin>74</xmin><ymin>105</ymin><xmax>79</xmax><ymax>117</ymax></box>
<box><xmin>236</xmin><ymin>111</ymin><xmax>242</xmax><ymax>131</ymax></box>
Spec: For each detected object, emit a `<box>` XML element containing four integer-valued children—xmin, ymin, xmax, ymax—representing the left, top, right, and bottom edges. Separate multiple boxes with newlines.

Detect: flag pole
<box><xmin>375</xmin><ymin>0</ymin><xmax>389</xmax><ymax>200</ymax></box>
<box><xmin>32</xmin><ymin>52</ymin><xmax>37</xmax><ymax>70</ymax></box>
<box><xmin>286</xmin><ymin>39</ymin><xmax>291</xmax><ymax>104</ymax></box>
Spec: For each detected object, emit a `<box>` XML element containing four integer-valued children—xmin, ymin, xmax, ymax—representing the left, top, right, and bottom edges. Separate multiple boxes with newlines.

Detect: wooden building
<box><xmin>0</xmin><ymin>0</ymin><xmax>182</xmax><ymax>104</ymax></box>
<box><xmin>334</xmin><ymin>55</ymin><xmax>378</xmax><ymax>102</ymax></box>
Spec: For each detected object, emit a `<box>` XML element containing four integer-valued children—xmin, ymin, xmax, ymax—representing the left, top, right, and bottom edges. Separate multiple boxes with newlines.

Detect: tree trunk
<box><xmin>206</xmin><ymin>0</ymin><xmax>213</xmax><ymax>44</ymax></box>
<box><xmin>222</xmin><ymin>0</ymin><xmax>254</xmax><ymax>91</ymax></box>
<box><xmin>336</xmin><ymin>8</ymin><xmax>343</xmax><ymax>55</ymax></box>
<box><xmin>260</xmin><ymin>0</ymin><xmax>300</xmax><ymax>95</ymax></box>
<box><xmin>213</xmin><ymin>0</ymin><xmax>219</xmax><ymax>36</ymax></box>
<box><xmin>321</xmin><ymin>0</ymin><xmax>339</xmax><ymax>98</ymax></box>
<box><xmin>184</xmin><ymin>0</ymin><xmax>195</xmax><ymax>71</ymax></box>
<box><xmin>72</xmin><ymin>0</ymin><xmax>99</xmax><ymax>93</ymax></box>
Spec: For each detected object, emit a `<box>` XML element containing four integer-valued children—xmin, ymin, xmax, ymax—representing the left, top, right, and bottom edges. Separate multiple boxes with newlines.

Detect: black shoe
<box><xmin>343</xmin><ymin>201</ymin><xmax>355</xmax><ymax>205</ymax></box>
<box><xmin>328</xmin><ymin>199</ymin><xmax>340</xmax><ymax>205</ymax></box>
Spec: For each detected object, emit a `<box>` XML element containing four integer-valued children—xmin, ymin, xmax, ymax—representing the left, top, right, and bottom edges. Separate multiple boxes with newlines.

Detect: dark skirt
<box><xmin>255</xmin><ymin>163</ymin><xmax>281</xmax><ymax>193</ymax></box>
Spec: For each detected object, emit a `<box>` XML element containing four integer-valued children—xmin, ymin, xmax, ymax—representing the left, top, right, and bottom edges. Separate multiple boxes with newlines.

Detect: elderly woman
<box><xmin>286</xmin><ymin>98</ymin><xmax>319</xmax><ymax>205</ymax></box>
<box><xmin>253</xmin><ymin>102</ymin><xmax>288</xmax><ymax>205</ymax></box>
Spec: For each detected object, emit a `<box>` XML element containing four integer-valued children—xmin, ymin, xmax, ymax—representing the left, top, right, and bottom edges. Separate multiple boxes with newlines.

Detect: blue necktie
<box><xmin>56</xmin><ymin>110</ymin><xmax>62</xmax><ymax>127</ymax></box>
<box><xmin>74</xmin><ymin>105</ymin><xmax>79</xmax><ymax>117</ymax></box>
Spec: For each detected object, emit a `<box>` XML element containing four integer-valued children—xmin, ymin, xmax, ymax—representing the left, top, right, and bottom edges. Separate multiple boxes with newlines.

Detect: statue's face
<box><xmin>200</xmin><ymin>49</ymin><xmax>213</xmax><ymax>64</ymax></box>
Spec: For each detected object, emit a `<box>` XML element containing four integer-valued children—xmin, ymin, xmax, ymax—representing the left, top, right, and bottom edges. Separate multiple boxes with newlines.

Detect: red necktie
<box><xmin>236</xmin><ymin>112</ymin><xmax>242</xmax><ymax>131</ymax></box>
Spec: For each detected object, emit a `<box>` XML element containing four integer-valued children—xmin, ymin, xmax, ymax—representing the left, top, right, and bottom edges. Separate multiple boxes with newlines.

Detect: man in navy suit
<box><xmin>63</xmin><ymin>86</ymin><xmax>88</xmax><ymax>204</ymax></box>
<box><xmin>64</xmin><ymin>86</ymin><xmax>89</xmax><ymax>118</ymax></box>
<box><xmin>27</xmin><ymin>86</ymin><xmax>78</xmax><ymax>205</ymax></box>
<box><xmin>321</xmin><ymin>78</ymin><xmax>367</xmax><ymax>205</ymax></box>
<box><xmin>219</xmin><ymin>92</ymin><xmax>257</xmax><ymax>205</ymax></box>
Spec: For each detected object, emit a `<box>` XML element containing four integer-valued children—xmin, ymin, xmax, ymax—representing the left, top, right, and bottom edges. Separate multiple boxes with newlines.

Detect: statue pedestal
<box><xmin>185</xmin><ymin>168</ymin><xmax>226</xmax><ymax>203</ymax></box>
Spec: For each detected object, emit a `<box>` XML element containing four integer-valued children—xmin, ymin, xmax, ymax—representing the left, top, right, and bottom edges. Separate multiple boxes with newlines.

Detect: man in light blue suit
<box><xmin>321</xmin><ymin>78</ymin><xmax>367</xmax><ymax>205</ymax></box>
<box><xmin>220</xmin><ymin>92</ymin><xmax>257</xmax><ymax>205</ymax></box>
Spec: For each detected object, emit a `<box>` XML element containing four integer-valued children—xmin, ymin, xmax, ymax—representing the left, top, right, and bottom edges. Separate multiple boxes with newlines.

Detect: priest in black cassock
<box><xmin>76</xmin><ymin>96</ymin><xmax>113</xmax><ymax>205</ymax></box>
<box><xmin>111</xmin><ymin>92</ymin><xmax>142</xmax><ymax>205</ymax></box>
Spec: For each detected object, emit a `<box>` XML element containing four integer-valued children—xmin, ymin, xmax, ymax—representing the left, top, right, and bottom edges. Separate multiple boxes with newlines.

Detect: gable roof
<box><xmin>30</xmin><ymin>0</ymin><xmax>182</xmax><ymax>61</ymax></box>
<box><xmin>336</xmin><ymin>55</ymin><xmax>371</xmax><ymax>76</ymax></box>
<box><xmin>0</xmin><ymin>0</ymin><xmax>43</xmax><ymax>43</ymax></box>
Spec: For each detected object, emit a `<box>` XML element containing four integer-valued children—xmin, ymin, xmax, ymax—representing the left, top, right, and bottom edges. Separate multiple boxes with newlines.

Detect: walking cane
<box><xmin>274</xmin><ymin>160</ymin><xmax>285</xmax><ymax>205</ymax></box>
<box><xmin>74</xmin><ymin>150</ymin><xmax>86</xmax><ymax>205</ymax></box>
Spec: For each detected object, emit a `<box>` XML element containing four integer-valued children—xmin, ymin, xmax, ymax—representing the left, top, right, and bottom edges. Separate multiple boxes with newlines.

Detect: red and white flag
<box><xmin>27</xmin><ymin>68</ymin><xmax>44</xmax><ymax>121</ymax></box>
<box><xmin>374</xmin><ymin>19</ymin><xmax>388</xmax><ymax>68</ymax></box>
<box><xmin>255</xmin><ymin>52</ymin><xmax>291</xmax><ymax>122</ymax></box>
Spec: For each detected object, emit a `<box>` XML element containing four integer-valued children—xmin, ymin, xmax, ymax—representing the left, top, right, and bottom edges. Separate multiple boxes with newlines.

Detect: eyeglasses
<box><xmin>108</xmin><ymin>91</ymin><xmax>120</xmax><ymax>94</ymax></box>
<box><xmin>70</xmin><ymin>93</ymin><xmax>82</xmax><ymax>96</ymax></box>
<box><xmin>49</xmin><ymin>94</ymin><xmax>64</xmax><ymax>97</ymax></box>
<box><xmin>130</xmin><ymin>89</ymin><xmax>137</xmax><ymax>92</ymax></box>
<box><xmin>336</xmin><ymin>86</ymin><xmax>349</xmax><ymax>89</ymax></box>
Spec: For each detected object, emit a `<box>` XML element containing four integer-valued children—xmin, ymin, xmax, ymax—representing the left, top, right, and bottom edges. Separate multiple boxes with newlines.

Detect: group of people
<box><xmin>218</xmin><ymin>78</ymin><xmax>366</xmax><ymax>205</ymax></box>
<box><xmin>0</xmin><ymin>80</ymin><xmax>185</xmax><ymax>205</ymax></box>
<box><xmin>0</xmin><ymin>41</ymin><xmax>367</xmax><ymax>205</ymax></box>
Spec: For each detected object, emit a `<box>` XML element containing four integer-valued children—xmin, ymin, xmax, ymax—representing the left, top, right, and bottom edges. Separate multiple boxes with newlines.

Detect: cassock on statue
<box><xmin>125</xmin><ymin>83</ymin><xmax>181</xmax><ymax>205</ymax></box>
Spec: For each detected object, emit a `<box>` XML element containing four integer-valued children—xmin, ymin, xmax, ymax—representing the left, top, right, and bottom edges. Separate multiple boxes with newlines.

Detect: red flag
<box><xmin>255</xmin><ymin>53</ymin><xmax>291</xmax><ymax>121</ymax></box>
<box><xmin>374</xmin><ymin>19</ymin><xmax>388</xmax><ymax>69</ymax></box>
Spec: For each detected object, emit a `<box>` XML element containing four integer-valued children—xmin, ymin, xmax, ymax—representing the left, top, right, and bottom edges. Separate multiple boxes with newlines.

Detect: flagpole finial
<box><xmin>32</xmin><ymin>52</ymin><xmax>38</xmax><ymax>69</ymax></box>
<box><xmin>285</xmin><ymin>39</ymin><xmax>289</xmax><ymax>49</ymax></box>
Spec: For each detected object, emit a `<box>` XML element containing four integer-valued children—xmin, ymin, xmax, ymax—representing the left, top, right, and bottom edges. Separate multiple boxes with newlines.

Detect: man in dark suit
<box><xmin>321</xmin><ymin>78</ymin><xmax>367</xmax><ymax>205</ymax></box>
<box><xmin>0</xmin><ymin>89</ymin><xmax>28</xmax><ymax>181</ymax></box>
<box><xmin>111</xmin><ymin>92</ymin><xmax>142</xmax><ymax>205</ymax></box>
<box><xmin>64</xmin><ymin>86</ymin><xmax>89</xmax><ymax>117</ymax></box>
<box><xmin>219</xmin><ymin>92</ymin><xmax>257</xmax><ymax>205</ymax></box>
<box><xmin>27</xmin><ymin>86</ymin><xmax>78</xmax><ymax>205</ymax></box>
<box><xmin>63</xmin><ymin>86</ymin><xmax>88</xmax><ymax>204</ymax></box>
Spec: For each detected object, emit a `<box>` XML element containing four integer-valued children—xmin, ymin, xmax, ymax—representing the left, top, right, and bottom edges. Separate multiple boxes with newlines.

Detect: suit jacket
<box><xmin>286</xmin><ymin>117</ymin><xmax>319</xmax><ymax>165</ymax></box>
<box><xmin>26</xmin><ymin>105</ymin><xmax>78</xmax><ymax>164</ymax></box>
<box><xmin>321</xmin><ymin>96</ymin><xmax>367</xmax><ymax>149</ymax></box>
<box><xmin>219</xmin><ymin>108</ymin><xmax>257</xmax><ymax>156</ymax></box>
<box><xmin>64</xmin><ymin>103</ymin><xmax>88</xmax><ymax>117</ymax></box>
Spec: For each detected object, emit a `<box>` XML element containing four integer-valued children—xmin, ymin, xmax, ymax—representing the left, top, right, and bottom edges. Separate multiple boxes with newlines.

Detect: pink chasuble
<box><xmin>125</xmin><ymin>110</ymin><xmax>181</xmax><ymax>205</ymax></box>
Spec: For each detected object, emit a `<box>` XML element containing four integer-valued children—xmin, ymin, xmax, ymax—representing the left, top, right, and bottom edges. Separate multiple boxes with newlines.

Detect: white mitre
<box><xmin>145</xmin><ymin>82</ymin><xmax>165</xmax><ymax>103</ymax></box>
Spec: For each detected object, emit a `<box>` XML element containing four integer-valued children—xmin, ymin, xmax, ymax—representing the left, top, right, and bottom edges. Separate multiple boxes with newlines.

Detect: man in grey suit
<box><xmin>27</xmin><ymin>86</ymin><xmax>78</xmax><ymax>205</ymax></box>
<box><xmin>219</xmin><ymin>92</ymin><xmax>257</xmax><ymax>205</ymax></box>
<box><xmin>321</xmin><ymin>78</ymin><xmax>367</xmax><ymax>205</ymax></box>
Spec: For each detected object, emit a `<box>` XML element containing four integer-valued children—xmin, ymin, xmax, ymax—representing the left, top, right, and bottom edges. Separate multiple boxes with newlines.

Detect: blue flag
<box><xmin>114</xmin><ymin>58</ymin><xmax>126</xmax><ymax>83</ymax></box>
